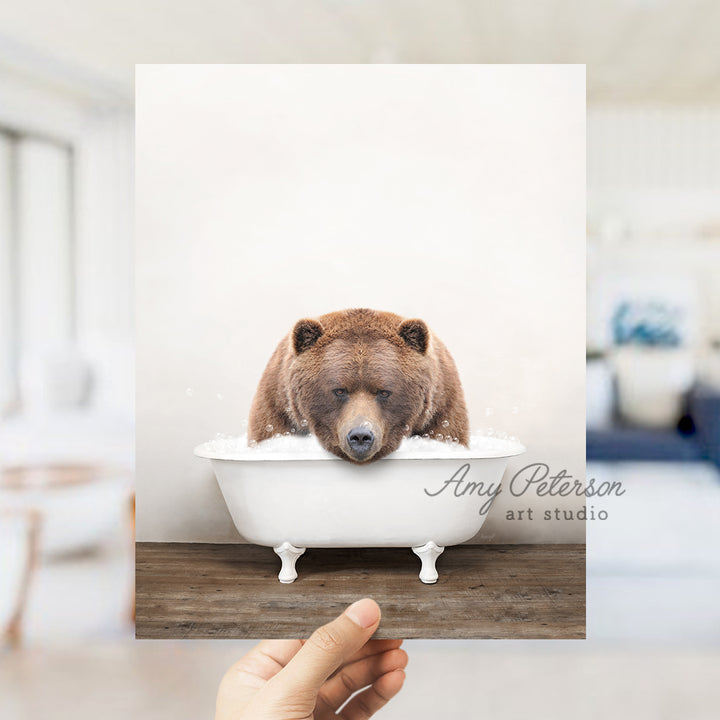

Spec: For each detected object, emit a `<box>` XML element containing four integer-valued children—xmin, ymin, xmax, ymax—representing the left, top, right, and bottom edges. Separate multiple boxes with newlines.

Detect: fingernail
<box><xmin>345</xmin><ymin>598</ymin><xmax>380</xmax><ymax>628</ymax></box>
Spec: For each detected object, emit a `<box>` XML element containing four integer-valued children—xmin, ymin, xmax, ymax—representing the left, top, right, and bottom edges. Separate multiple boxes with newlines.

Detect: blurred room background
<box><xmin>586</xmin><ymin>105</ymin><xmax>720</xmax><ymax>643</ymax></box>
<box><xmin>1</xmin><ymin>1</ymin><xmax>719</xmax><ymax>718</ymax></box>
<box><xmin>0</xmin><ymin>27</ymin><xmax>134</xmax><ymax>650</ymax></box>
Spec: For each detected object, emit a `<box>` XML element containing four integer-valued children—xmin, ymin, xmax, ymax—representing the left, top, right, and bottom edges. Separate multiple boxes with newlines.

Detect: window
<box><xmin>0</xmin><ymin>127</ymin><xmax>75</xmax><ymax>416</ymax></box>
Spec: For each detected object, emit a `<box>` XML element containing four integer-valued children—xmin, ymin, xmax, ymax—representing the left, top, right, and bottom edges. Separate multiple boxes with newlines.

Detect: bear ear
<box><xmin>292</xmin><ymin>319</ymin><xmax>324</xmax><ymax>354</ymax></box>
<box><xmin>398</xmin><ymin>319</ymin><xmax>429</xmax><ymax>354</ymax></box>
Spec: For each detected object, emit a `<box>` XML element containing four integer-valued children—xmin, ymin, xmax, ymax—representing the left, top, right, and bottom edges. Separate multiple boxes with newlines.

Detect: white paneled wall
<box><xmin>588</xmin><ymin>106</ymin><xmax>720</xmax><ymax>233</ymax></box>
<box><xmin>589</xmin><ymin>106</ymin><xmax>720</xmax><ymax>191</ymax></box>
<box><xmin>587</xmin><ymin>106</ymin><xmax>720</xmax><ymax>356</ymax></box>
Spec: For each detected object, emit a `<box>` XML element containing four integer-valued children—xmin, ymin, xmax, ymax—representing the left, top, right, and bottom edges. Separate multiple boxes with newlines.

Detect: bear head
<box><xmin>288</xmin><ymin>309</ymin><xmax>432</xmax><ymax>463</ymax></box>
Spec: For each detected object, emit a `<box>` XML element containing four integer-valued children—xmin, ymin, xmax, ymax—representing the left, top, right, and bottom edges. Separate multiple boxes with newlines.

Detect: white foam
<box><xmin>195</xmin><ymin>431</ymin><xmax>525</xmax><ymax>461</ymax></box>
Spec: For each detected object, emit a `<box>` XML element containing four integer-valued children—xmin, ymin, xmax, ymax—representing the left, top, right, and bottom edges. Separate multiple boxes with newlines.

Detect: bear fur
<box><xmin>248</xmin><ymin>308</ymin><xmax>469</xmax><ymax>463</ymax></box>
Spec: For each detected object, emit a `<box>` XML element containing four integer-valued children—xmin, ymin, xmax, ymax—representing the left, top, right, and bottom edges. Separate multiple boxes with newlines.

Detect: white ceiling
<box><xmin>0</xmin><ymin>0</ymin><xmax>719</xmax><ymax>105</ymax></box>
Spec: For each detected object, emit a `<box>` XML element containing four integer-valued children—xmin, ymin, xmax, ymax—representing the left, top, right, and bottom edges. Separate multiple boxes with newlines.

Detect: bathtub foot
<box><xmin>274</xmin><ymin>542</ymin><xmax>306</xmax><ymax>583</ymax></box>
<box><xmin>412</xmin><ymin>541</ymin><xmax>444</xmax><ymax>584</ymax></box>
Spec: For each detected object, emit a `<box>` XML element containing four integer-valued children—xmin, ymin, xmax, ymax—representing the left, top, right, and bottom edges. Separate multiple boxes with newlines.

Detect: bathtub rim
<box><xmin>193</xmin><ymin>439</ymin><xmax>526</xmax><ymax>462</ymax></box>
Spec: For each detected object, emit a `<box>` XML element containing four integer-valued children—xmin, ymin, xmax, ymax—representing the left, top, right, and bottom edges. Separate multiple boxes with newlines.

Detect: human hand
<box><xmin>215</xmin><ymin>598</ymin><xmax>407</xmax><ymax>719</ymax></box>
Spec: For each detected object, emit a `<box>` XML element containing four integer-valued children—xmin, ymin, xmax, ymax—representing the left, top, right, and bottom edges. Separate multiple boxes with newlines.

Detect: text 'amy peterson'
<box><xmin>424</xmin><ymin>462</ymin><xmax>625</xmax><ymax>515</ymax></box>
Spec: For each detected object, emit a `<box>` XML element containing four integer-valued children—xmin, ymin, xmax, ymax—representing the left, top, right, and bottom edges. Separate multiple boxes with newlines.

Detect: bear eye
<box><xmin>333</xmin><ymin>388</ymin><xmax>348</xmax><ymax>398</ymax></box>
<box><xmin>377</xmin><ymin>390</ymin><xmax>392</xmax><ymax>399</ymax></box>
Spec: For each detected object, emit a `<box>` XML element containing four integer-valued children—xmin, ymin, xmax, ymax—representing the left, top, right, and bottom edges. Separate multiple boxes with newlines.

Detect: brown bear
<box><xmin>248</xmin><ymin>308</ymin><xmax>469</xmax><ymax>463</ymax></box>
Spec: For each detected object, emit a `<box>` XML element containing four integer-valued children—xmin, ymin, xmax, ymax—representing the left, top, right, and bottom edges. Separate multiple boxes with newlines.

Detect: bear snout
<box><xmin>340</xmin><ymin>417</ymin><xmax>383</xmax><ymax>462</ymax></box>
<box><xmin>346</xmin><ymin>426</ymin><xmax>375</xmax><ymax>456</ymax></box>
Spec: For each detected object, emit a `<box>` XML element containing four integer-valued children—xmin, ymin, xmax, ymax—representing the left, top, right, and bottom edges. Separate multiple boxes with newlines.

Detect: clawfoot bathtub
<box><xmin>195</xmin><ymin>436</ymin><xmax>524</xmax><ymax>583</ymax></box>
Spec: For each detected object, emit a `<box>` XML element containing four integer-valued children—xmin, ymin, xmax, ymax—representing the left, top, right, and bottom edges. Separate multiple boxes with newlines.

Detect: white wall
<box><xmin>136</xmin><ymin>64</ymin><xmax>586</xmax><ymax>543</ymax></box>
<box><xmin>74</xmin><ymin>109</ymin><xmax>135</xmax><ymax>419</ymax></box>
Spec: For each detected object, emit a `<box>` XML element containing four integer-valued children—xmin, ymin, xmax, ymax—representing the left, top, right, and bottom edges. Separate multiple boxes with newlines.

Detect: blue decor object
<box><xmin>612</xmin><ymin>301</ymin><xmax>683</xmax><ymax>347</ymax></box>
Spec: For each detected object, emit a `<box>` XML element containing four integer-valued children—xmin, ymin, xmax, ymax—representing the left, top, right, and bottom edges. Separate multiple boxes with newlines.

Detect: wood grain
<box><xmin>136</xmin><ymin>543</ymin><xmax>585</xmax><ymax>639</ymax></box>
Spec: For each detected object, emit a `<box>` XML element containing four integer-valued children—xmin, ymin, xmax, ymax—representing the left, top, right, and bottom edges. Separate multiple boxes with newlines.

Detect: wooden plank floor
<box><xmin>136</xmin><ymin>543</ymin><xmax>585</xmax><ymax>640</ymax></box>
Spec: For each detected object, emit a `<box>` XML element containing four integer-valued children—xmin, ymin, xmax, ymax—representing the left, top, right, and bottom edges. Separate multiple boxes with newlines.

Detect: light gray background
<box><xmin>136</xmin><ymin>64</ymin><xmax>586</xmax><ymax>543</ymax></box>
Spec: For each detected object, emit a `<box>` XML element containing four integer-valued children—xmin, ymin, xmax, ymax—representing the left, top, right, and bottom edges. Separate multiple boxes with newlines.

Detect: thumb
<box><xmin>268</xmin><ymin>598</ymin><xmax>381</xmax><ymax>700</ymax></box>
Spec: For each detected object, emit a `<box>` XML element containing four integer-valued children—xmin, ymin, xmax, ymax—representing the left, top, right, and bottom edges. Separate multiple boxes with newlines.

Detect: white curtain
<box><xmin>0</xmin><ymin>133</ymin><xmax>15</xmax><ymax>414</ymax></box>
<box><xmin>0</xmin><ymin>133</ymin><xmax>74</xmax><ymax>416</ymax></box>
<box><xmin>16</xmin><ymin>138</ymin><xmax>74</xmax><ymax>356</ymax></box>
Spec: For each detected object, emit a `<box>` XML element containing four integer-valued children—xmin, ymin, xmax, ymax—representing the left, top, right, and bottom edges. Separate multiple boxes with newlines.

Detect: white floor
<box><xmin>3</xmin><ymin>640</ymin><xmax>720</xmax><ymax>720</ymax></box>
<box><xmin>587</xmin><ymin>461</ymin><xmax>720</xmax><ymax>644</ymax></box>
<box><xmin>2</xmin><ymin>460</ymin><xmax>720</xmax><ymax>718</ymax></box>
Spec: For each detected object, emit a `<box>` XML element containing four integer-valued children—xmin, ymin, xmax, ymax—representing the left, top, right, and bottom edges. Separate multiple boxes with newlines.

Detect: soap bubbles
<box><xmin>441</xmin><ymin>420</ymin><xmax>450</xmax><ymax>428</ymax></box>
<box><xmin>300</xmin><ymin>419</ymin><xmax>308</xmax><ymax>427</ymax></box>
<box><xmin>198</xmin><ymin>428</ymin><xmax>524</xmax><ymax>460</ymax></box>
<box><xmin>265</xmin><ymin>424</ymin><xmax>274</xmax><ymax>433</ymax></box>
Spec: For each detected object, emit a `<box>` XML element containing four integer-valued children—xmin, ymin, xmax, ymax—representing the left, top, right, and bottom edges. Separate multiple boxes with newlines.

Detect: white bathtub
<box><xmin>195</xmin><ymin>436</ymin><xmax>524</xmax><ymax>583</ymax></box>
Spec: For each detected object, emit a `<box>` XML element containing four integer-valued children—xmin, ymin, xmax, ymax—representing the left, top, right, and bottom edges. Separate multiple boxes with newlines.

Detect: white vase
<box><xmin>613</xmin><ymin>346</ymin><xmax>695</xmax><ymax>428</ymax></box>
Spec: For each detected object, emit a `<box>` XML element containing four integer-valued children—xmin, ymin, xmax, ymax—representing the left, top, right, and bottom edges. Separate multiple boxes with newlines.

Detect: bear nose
<box><xmin>347</xmin><ymin>427</ymin><xmax>375</xmax><ymax>452</ymax></box>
